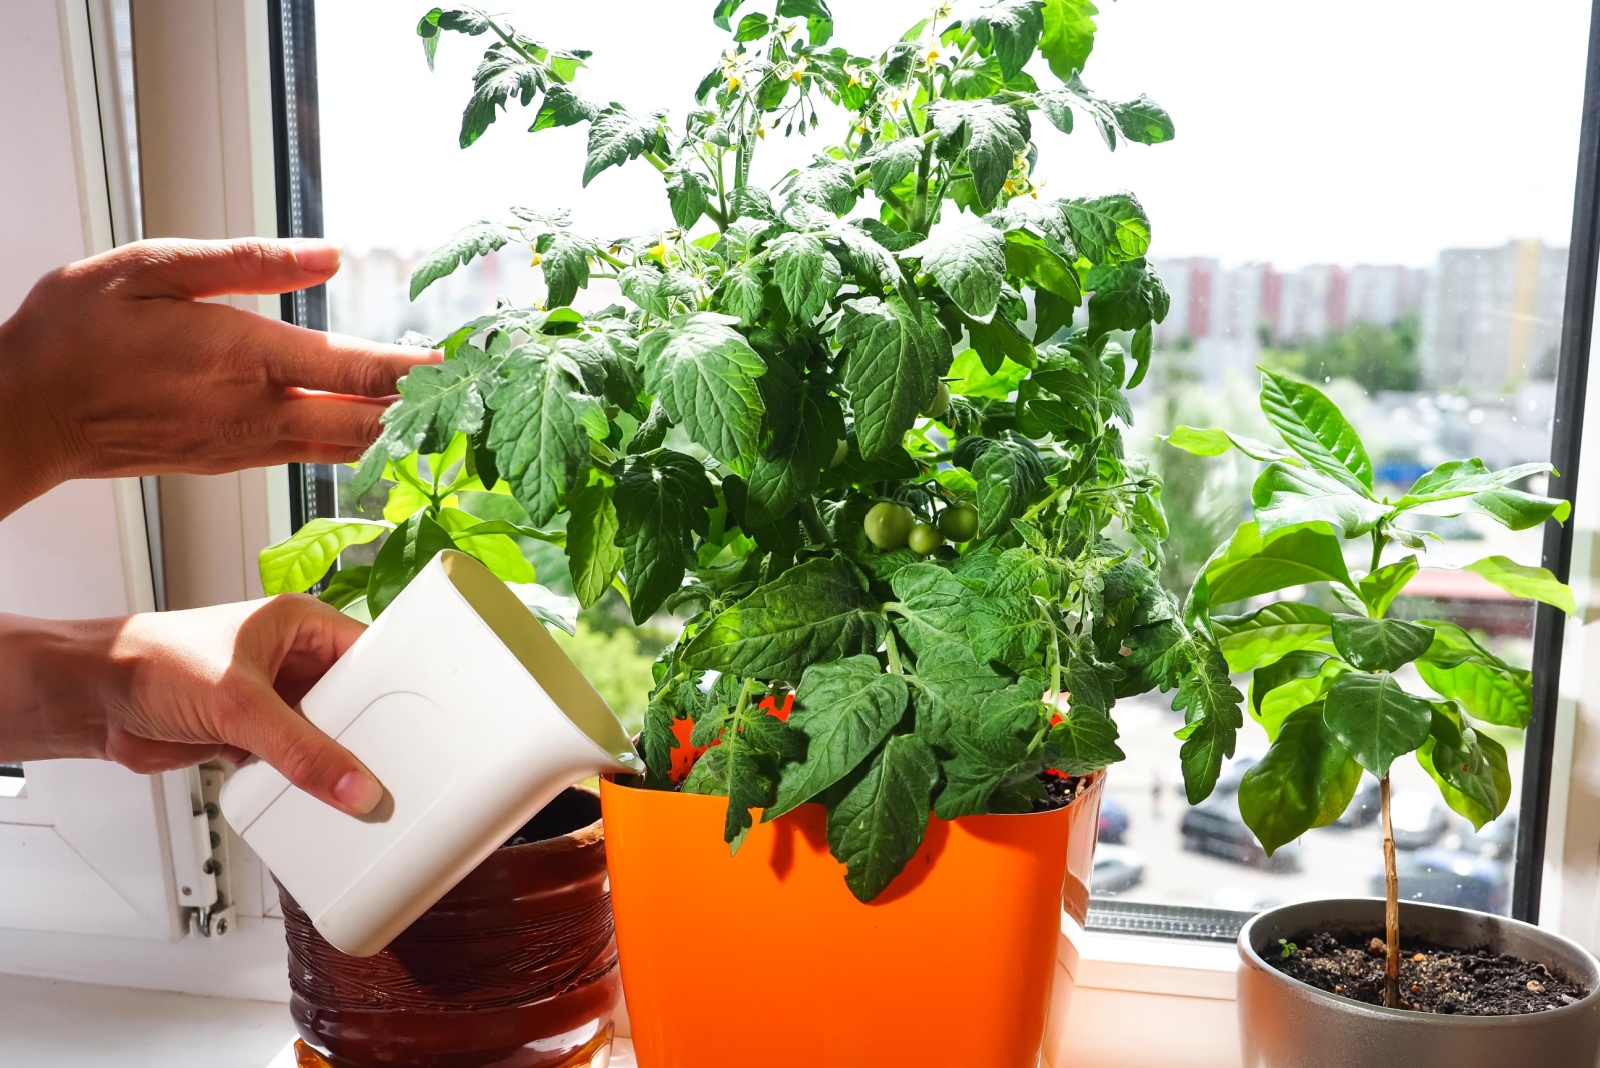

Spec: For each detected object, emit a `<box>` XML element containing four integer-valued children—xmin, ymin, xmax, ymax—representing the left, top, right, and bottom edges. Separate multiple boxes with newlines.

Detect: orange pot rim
<box><xmin>601</xmin><ymin>767</ymin><xmax>1103</xmax><ymax>823</ymax></box>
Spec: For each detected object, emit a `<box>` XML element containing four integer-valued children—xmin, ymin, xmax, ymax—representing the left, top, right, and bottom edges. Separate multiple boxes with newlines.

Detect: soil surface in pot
<box><xmin>501</xmin><ymin>787</ymin><xmax>599</xmax><ymax>846</ymax></box>
<box><xmin>1033</xmin><ymin>772</ymin><xmax>1091</xmax><ymax>812</ymax></box>
<box><xmin>1273</xmin><ymin>930</ymin><xmax>1588</xmax><ymax>1015</ymax></box>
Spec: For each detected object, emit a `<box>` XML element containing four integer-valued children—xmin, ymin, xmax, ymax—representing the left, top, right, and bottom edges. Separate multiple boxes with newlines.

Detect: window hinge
<box><xmin>160</xmin><ymin>763</ymin><xmax>235</xmax><ymax>939</ymax></box>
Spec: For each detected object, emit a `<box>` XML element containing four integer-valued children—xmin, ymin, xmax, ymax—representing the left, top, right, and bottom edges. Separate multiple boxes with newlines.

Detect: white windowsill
<box><xmin>0</xmin><ymin>920</ymin><xmax>1245</xmax><ymax>1067</ymax></box>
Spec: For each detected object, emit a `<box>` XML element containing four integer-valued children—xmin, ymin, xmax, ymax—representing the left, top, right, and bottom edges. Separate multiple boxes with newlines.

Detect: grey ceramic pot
<box><xmin>1238</xmin><ymin>898</ymin><xmax>1600</xmax><ymax>1068</ymax></box>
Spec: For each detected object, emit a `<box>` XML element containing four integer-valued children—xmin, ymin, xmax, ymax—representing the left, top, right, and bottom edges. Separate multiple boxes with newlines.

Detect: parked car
<box><xmin>1370</xmin><ymin>848</ymin><xmax>1508</xmax><ymax>914</ymax></box>
<box><xmin>1091</xmin><ymin>845</ymin><xmax>1147</xmax><ymax>895</ymax></box>
<box><xmin>1098</xmin><ymin>795</ymin><xmax>1130</xmax><ymax>844</ymax></box>
<box><xmin>1180</xmin><ymin>795</ymin><xmax>1302</xmax><ymax>873</ymax></box>
<box><xmin>1390</xmin><ymin>793</ymin><xmax>1453</xmax><ymax>850</ymax></box>
<box><xmin>1332</xmin><ymin>775</ymin><xmax>1382</xmax><ymax>829</ymax></box>
<box><xmin>1458</xmin><ymin>811</ymin><xmax>1518</xmax><ymax>861</ymax></box>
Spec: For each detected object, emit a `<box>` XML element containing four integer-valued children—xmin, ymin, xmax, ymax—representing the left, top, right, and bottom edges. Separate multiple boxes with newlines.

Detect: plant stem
<box><xmin>884</xmin><ymin>628</ymin><xmax>903</xmax><ymax>675</ymax></box>
<box><xmin>1380</xmin><ymin>773</ymin><xmax>1401</xmax><ymax>1009</ymax></box>
<box><xmin>1369</xmin><ymin>531</ymin><xmax>1387</xmax><ymax>580</ymax></box>
<box><xmin>798</xmin><ymin>498</ymin><xmax>830</xmax><ymax>546</ymax></box>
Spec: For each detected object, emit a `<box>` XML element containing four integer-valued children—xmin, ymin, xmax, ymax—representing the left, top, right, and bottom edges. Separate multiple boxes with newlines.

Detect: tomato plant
<box><xmin>259</xmin><ymin>0</ymin><xmax>1240</xmax><ymax>903</ymax></box>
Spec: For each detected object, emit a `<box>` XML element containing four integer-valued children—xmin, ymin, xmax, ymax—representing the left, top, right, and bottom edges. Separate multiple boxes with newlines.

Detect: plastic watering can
<box><xmin>220</xmin><ymin>549</ymin><xmax>639</xmax><ymax>957</ymax></box>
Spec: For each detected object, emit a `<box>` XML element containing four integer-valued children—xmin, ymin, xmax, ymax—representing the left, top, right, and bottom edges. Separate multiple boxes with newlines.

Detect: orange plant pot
<box><xmin>600</xmin><ymin>771</ymin><xmax>1104</xmax><ymax>1068</ymax></box>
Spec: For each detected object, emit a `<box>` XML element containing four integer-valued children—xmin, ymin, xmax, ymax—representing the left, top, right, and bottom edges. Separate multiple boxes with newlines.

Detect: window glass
<box><xmin>310</xmin><ymin>1</ymin><xmax>1590</xmax><ymax>918</ymax></box>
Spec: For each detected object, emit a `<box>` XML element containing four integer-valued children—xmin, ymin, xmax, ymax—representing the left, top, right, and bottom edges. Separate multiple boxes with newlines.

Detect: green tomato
<box><xmin>908</xmin><ymin>521</ymin><xmax>942</xmax><ymax>556</ymax></box>
<box><xmin>829</xmin><ymin>438</ymin><xmax>849</xmax><ymax>468</ymax></box>
<box><xmin>923</xmin><ymin>380</ymin><xmax>951</xmax><ymax>419</ymax></box>
<box><xmin>864</xmin><ymin>501</ymin><xmax>914</xmax><ymax>550</ymax></box>
<box><xmin>937</xmin><ymin>503</ymin><xmax>979</xmax><ymax>542</ymax></box>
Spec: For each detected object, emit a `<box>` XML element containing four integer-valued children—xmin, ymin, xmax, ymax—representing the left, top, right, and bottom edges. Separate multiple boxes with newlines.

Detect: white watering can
<box><xmin>220</xmin><ymin>549</ymin><xmax>639</xmax><ymax>957</ymax></box>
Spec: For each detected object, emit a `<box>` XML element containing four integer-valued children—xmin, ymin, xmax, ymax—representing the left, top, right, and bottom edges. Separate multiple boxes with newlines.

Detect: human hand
<box><xmin>2</xmin><ymin>595</ymin><xmax>383</xmax><ymax>815</ymax></box>
<box><xmin>0</xmin><ymin>237</ymin><xmax>437</xmax><ymax>517</ymax></box>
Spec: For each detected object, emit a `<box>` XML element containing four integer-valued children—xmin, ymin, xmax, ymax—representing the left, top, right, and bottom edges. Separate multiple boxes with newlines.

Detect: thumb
<box><xmin>224</xmin><ymin>685</ymin><xmax>385</xmax><ymax>816</ymax></box>
<box><xmin>114</xmin><ymin>237</ymin><xmax>342</xmax><ymax>300</ymax></box>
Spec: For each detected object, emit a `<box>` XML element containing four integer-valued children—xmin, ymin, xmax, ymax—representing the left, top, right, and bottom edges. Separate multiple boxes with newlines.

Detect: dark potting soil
<box><xmin>1031</xmin><ymin>773</ymin><xmax>1089</xmax><ymax>812</ymax></box>
<box><xmin>1272</xmin><ymin>930</ymin><xmax>1588</xmax><ymax>1016</ymax></box>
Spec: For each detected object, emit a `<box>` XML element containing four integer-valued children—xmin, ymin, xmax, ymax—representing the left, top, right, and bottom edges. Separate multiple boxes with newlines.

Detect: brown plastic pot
<box><xmin>281</xmin><ymin>786</ymin><xmax>621</xmax><ymax>1068</ymax></box>
<box><xmin>600</xmin><ymin>771</ymin><xmax>1104</xmax><ymax>1068</ymax></box>
<box><xmin>1238</xmin><ymin>898</ymin><xmax>1600</xmax><ymax>1068</ymax></box>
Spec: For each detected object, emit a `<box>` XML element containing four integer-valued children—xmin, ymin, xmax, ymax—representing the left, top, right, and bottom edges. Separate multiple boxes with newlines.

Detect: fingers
<box><xmin>276</xmin><ymin>394</ymin><xmax>390</xmax><ymax>449</ymax></box>
<box><xmin>108</xmin><ymin>237</ymin><xmax>344</xmax><ymax>300</ymax></box>
<box><xmin>223</xmin><ymin>689</ymin><xmax>384</xmax><ymax>816</ymax></box>
<box><xmin>266</xmin><ymin>327</ymin><xmax>442</xmax><ymax>397</ymax></box>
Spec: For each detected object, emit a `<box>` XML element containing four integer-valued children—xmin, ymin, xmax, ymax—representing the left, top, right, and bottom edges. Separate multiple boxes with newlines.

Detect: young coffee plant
<box><xmin>1169</xmin><ymin>369</ymin><xmax>1573</xmax><ymax>1007</ymax></box>
<box><xmin>260</xmin><ymin>0</ymin><xmax>1242</xmax><ymax>903</ymax></box>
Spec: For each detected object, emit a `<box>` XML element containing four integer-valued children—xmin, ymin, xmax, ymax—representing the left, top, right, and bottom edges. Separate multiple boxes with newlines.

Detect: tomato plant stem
<box><xmin>1380</xmin><ymin>773</ymin><xmax>1401</xmax><ymax>1009</ymax></box>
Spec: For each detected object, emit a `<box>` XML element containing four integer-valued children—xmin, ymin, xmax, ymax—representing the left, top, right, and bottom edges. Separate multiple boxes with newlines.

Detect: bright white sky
<box><xmin>315</xmin><ymin>0</ymin><xmax>1592</xmax><ymax>270</ymax></box>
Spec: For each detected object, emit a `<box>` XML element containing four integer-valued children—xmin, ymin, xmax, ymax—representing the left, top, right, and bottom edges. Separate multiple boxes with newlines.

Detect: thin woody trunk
<box><xmin>1380</xmin><ymin>773</ymin><xmax>1400</xmax><ymax>1008</ymax></box>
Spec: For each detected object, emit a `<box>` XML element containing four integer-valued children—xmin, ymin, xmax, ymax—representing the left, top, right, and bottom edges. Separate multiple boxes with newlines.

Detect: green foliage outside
<box><xmin>1262</xmin><ymin>316</ymin><xmax>1421</xmax><ymax>395</ymax></box>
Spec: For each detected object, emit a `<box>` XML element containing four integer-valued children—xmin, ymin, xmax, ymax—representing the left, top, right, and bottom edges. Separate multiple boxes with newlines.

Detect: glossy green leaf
<box><xmin>367</xmin><ymin>511</ymin><xmax>458</xmax><ymax>617</ymax></box>
<box><xmin>1212</xmin><ymin>601</ymin><xmax>1333</xmax><ymax>673</ymax></box>
<box><xmin>1330</xmin><ymin>615</ymin><xmax>1435</xmax><ymax>673</ymax></box>
<box><xmin>1004</xmin><ymin>227</ymin><xmax>1081</xmax><ymax>303</ymax></box>
<box><xmin>1162</xmin><ymin>425</ymin><xmax>1300</xmax><ymax>463</ymax></box>
<box><xmin>1321</xmin><ymin>672</ymin><xmax>1433</xmax><ymax>778</ymax></box>
<box><xmin>1251</xmin><ymin>462</ymin><xmax>1389</xmax><ymax>539</ymax></box>
<box><xmin>1251</xmin><ymin>651</ymin><xmax>1344</xmax><ymax>738</ymax></box>
<box><xmin>1417</xmin><ymin>703</ymin><xmax>1511</xmax><ymax>830</ymax></box>
<box><xmin>1459</xmin><ymin>556</ymin><xmax>1576</xmax><ymax>614</ymax></box>
<box><xmin>1238</xmin><ymin>704</ymin><xmax>1359</xmax><ymax>854</ymax></box>
<box><xmin>1359</xmin><ymin>555</ymin><xmax>1419</xmax><ymax>618</ymax></box>
<box><xmin>1258</xmin><ymin>368</ymin><xmax>1373</xmax><ymax>492</ymax></box>
<box><xmin>1190</xmin><ymin>521</ymin><xmax>1355</xmax><ymax>622</ymax></box>
<box><xmin>436</xmin><ymin>506</ymin><xmax>537</xmax><ymax>582</ymax></box>
<box><xmin>259</xmin><ymin>518</ymin><xmax>391</xmax><ymax>595</ymax></box>
<box><xmin>1415</xmin><ymin>619</ymin><xmax>1532</xmax><ymax>728</ymax></box>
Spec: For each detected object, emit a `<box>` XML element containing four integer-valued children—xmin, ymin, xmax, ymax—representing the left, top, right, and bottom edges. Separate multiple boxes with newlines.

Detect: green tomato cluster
<box><xmin>863</xmin><ymin>501</ymin><xmax>978</xmax><ymax>554</ymax></box>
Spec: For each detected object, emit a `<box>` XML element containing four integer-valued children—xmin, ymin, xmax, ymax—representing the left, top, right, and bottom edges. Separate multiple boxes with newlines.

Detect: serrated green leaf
<box><xmin>565</xmin><ymin>478</ymin><xmax>622</xmax><ymax>607</ymax></box>
<box><xmin>1321</xmin><ymin>672</ymin><xmax>1433</xmax><ymax>778</ymax></box>
<box><xmin>1258</xmin><ymin>368</ymin><xmax>1373</xmax><ymax>492</ymax></box>
<box><xmin>613</xmin><ymin>449</ymin><xmax>716</xmax><ymax>624</ymax></box>
<box><xmin>583</xmin><ymin>104</ymin><xmax>661</xmax><ymax>186</ymax></box>
<box><xmin>836</xmin><ymin>295</ymin><xmax>939</xmax><ymax>460</ymax></box>
<box><xmin>906</xmin><ymin>642</ymin><xmax>1010</xmax><ymax>748</ymax></box>
<box><xmin>904</xmin><ymin>225</ymin><xmax>1007</xmax><ymax>320</ymax></box>
<box><xmin>716</xmin><ymin>264</ymin><xmax>766</xmax><ymax>325</ymax></box>
<box><xmin>776</xmin><ymin>0</ymin><xmax>834</xmax><ymax>44</ymax></box>
<box><xmin>260</xmin><ymin>518</ymin><xmax>391</xmax><ymax>595</ymax></box>
<box><xmin>1238</xmin><ymin>704</ymin><xmax>1358</xmax><ymax>854</ymax></box>
<box><xmin>769</xmin><ymin>231</ymin><xmax>840</xmax><ymax>323</ymax></box>
<box><xmin>866</xmin><ymin>137</ymin><xmax>923</xmax><ymax>198</ymax></box>
<box><xmin>460</xmin><ymin>43</ymin><xmax>545</xmax><ymax>148</ymax></box>
<box><xmin>1003</xmin><ymin>227</ymin><xmax>1081</xmax><ymax>305</ymax></box>
<box><xmin>926</xmin><ymin>99</ymin><xmax>1027</xmax><ymax>209</ymax></box>
<box><xmin>1108</xmin><ymin>94</ymin><xmax>1175</xmax><ymax>144</ymax></box>
<box><xmin>535</xmin><ymin>229</ymin><xmax>594</xmax><ymax>308</ymax></box>
<box><xmin>1084</xmin><ymin>260</ymin><xmax>1170</xmax><ymax>334</ymax></box>
<box><xmin>663</xmin><ymin>164</ymin><xmax>712</xmax><ymax>228</ymax></box>
<box><xmin>768</xmin><ymin>656</ymin><xmax>909</xmax><ymax>819</ymax></box>
<box><xmin>1061</xmin><ymin>193</ymin><xmax>1150</xmax><ymax>265</ymax></box>
<box><xmin>530</xmin><ymin>83</ymin><xmax>600</xmax><ymax>132</ymax></box>
<box><xmin>1038</xmin><ymin>0</ymin><xmax>1098</xmax><ymax>80</ymax></box>
<box><xmin>354</xmin><ymin>347</ymin><xmax>499</xmax><ymax>497</ymax></box>
<box><xmin>945</xmin><ymin>347</ymin><xmax>1029</xmax><ymax>399</ymax></box>
<box><xmin>887</xmin><ymin>563</ymin><xmax>973</xmax><ymax>657</ymax></box>
<box><xmin>971</xmin><ymin>0</ymin><xmax>1045</xmax><ymax>81</ymax></box>
<box><xmin>974</xmin><ymin>438</ymin><xmax>1045</xmax><ymax>538</ymax></box>
<box><xmin>411</xmin><ymin>221</ymin><xmax>510</xmax><ymax>300</ymax></box>
<box><xmin>487</xmin><ymin>344</ymin><xmax>605</xmax><ymax>525</ymax></box>
<box><xmin>745</xmin><ymin>378</ymin><xmax>844</xmax><ymax>526</ymax></box>
<box><xmin>1173</xmin><ymin>639</ymin><xmax>1244</xmax><ymax>803</ymax></box>
<box><xmin>827</xmin><ymin>732</ymin><xmax>936</xmax><ymax>902</ymax></box>
<box><xmin>1049</xmin><ymin>706</ymin><xmax>1124</xmax><ymax>776</ymax></box>
<box><xmin>684</xmin><ymin>556</ymin><xmax>887</xmax><ymax>680</ymax></box>
<box><xmin>640</xmin><ymin>312</ymin><xmax>767</xmax><ymax>471</ymax></box>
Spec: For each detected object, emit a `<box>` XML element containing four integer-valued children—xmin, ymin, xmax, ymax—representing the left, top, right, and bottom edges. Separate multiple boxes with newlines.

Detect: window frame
<box><xmin>275</xmin><ymin>0</ymin><xmax>1600</xmax><ymax>1032</ymax></box>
